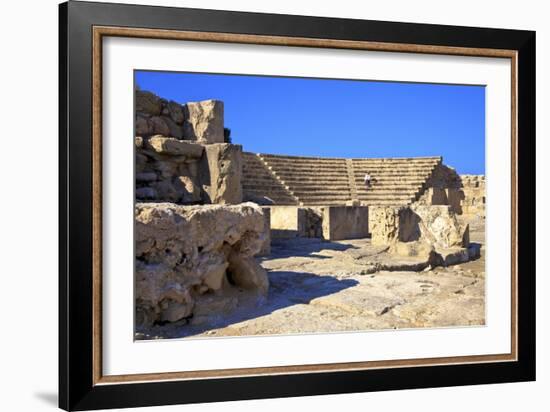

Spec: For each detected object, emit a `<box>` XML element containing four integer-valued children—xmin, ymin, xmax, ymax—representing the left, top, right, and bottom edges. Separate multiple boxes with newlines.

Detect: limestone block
<box><xmin>269</xmin><ymin>206</ymin><xmax>306</xmax><ymax>238</ymax></box>
<box><xmin>201</xmin><ymin>143</ymin><xmax>243</xmax><ymax>204</ymax></box>
<box><xmin>370</xmin><ymin>206</ymin><xmax>420</xmax><ymax>246</ymax></box>
<box><xmin>135</xmin><ymin>202</ymin><xmax>269</xmax><ymax>327</ymax></box>
<box><xmin>183</xmin><ymin>100</ymin><xmax>224</xmax><ymax>144</ymax></box>
<box><xmin>147</xmin><ymin>136</ymin><xmax>204</xmax><ymax>158</ymax></box>
<box><xmin>412</xmin><ymin>205</ymin><xmax>469</xmax><ymax>249</ymax></box>
<box><xmin>321</xmin><ymin>206</ymin><xmax>369</xmax><ymax>241</ymax></box>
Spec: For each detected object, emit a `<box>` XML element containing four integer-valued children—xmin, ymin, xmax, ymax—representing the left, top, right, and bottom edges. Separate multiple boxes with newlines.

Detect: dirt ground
<box><xmin>136</xmin><ymin>216</ymin><xmax>485</xmax><ymax>340</ymax></box>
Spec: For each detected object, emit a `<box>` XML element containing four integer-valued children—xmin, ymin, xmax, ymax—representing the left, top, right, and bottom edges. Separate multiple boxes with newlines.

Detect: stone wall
<box><xmin>321</xmin><ymin>206</ymin><xmax>369</xmax><ymax>241</ymax></box>
<box><xmin>460</xmin><ymin>175</ymin><xmax>485</xmax><ymax>217</ymax></box>
<box><xmin>417</xmin><ymin>168</ymin><xmax>486</xmax><ymax>218</ymax></box>
<box><xmin>135</xmin><ymin>90</ymin><xmax>242</xmax><ymax>205</ymax></box>
<box><xmin>268</xmin><ymin>205</ymin><xmax>368</xmax><ymax>241</ymax></box>
<box><xmin>136</xmin><ymin>136</ymin><xmax>242</xmax><ymax>205</ymax></box>
<box><xmin>136</xmin><ymin>90</ymin><xmax>224</xmax><ymax>144</ymax></box>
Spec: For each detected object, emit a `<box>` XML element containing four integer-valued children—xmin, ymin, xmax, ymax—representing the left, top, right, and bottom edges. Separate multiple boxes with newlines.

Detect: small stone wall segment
<box><xmin>136</xmin><ymin>90</ymin><xmax>224</xmax><ymax>144</ymax></box>
<box><xmin>135</xmin><ymin>202</ymin><xmax>269</xmax><ymax>327</ymax></box>
<box><xmin>460</xmin><ymin>175</ymin><xmax>486</xmax><ymax>217</ymax></box>
<box><xmin>136</xmin><ymin>136</ymin><xmax>204</xmax><ymax>204</ymax></box>
<box><xmin>269</xmin><ymin>206</ymin><xmax>306</xmax><ymax>238</ymax></box>
<box><xmin>136</xmin><ymin>137</ymin><xmax>242</xmax><ymax>205</ymax></box>
<box><xmin>321</xmin><ymin>206</ymin><xmax>369</xmax><ymax>241</ymax></box>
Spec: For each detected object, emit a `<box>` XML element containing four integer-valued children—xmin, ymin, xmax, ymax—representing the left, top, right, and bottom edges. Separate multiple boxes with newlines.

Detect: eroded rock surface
<box><xmin>370</xmin><ymin>205</ymin><xmax>473</xmax><ymax>267</ymax></box>
<box><xmin>135</xmin><ymin>202</ymin><xmax>269</xmax><ymax>329</ymax></box>
<box><xmin>201</xmin><ymin>143</ymin><xmax>243</xmax><ymax>204</ymax></box>
<box><xmin>183</xmin><ymin>100</ymin><xmax>225</xmax><ymax>144</ymax></box>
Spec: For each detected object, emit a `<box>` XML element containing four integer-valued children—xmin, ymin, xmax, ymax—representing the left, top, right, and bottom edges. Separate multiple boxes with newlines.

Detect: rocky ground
<box><xmin>136</xmin><ymin>216</ymin><xmax>485</xmax><ymax>340</ymax></box>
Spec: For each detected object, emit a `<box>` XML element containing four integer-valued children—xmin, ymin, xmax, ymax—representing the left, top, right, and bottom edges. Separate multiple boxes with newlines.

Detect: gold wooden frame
<box><xmin>91</xmin><ymin>26</ymin><xmax>518</xmax><ymax>385</ymax></box>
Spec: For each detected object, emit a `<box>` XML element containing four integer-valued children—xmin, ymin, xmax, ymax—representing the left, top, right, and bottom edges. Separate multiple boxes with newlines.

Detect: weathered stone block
<box><xmin>201</xmin><ymin>143</ymin><xmax>242</xmax><ymax>204</ymax></box>
<box><xmin>135</xmin><ymin>202</ymin><xmax>269</xmax><ymax>328</ymax></box>
<box><xmin>370</xmin><ymin>206</ymin><xmax>420</xmax><ymax>246</ymax></box>
<box><xmin>147</xmin><ymin>136</ymin><xmax>204</xmax><ymax>158</ymax></box>
<box><xmin>320</xmin><ymin>206</ymin><xmax>369</xmax><ymax>241</ymax></box>
<box><xmin>269</xmin><ymin>206</ymin><xmax>306</xmax><ymax>238</ymax></box>
<box><xmin>183</xmin><ymin>100</ymin><xmax>225</xmax><ymax>144</ymax></box>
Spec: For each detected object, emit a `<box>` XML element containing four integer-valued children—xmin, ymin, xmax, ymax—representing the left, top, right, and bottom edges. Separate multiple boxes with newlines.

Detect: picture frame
<box><xmin>59</xmin><ymin>1</ymin><xmax>536</xmax><ymax>410</ymax></box>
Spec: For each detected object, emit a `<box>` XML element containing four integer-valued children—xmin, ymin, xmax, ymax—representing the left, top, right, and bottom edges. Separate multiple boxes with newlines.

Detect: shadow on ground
<box><xmin>264</xmin><ymin>237</ymin><xmax>359</xmax><ymax>259</ymax></box>
<box><xmin>144</xmin><ymin>270</ymin><xmax>358</xmax><ymax>339</ymax></box>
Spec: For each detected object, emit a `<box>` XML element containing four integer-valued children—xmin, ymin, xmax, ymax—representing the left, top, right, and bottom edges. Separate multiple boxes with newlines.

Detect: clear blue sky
<box><xmin>136</xmin><ymin>71</ymin><xmax>485</xmax><ymax>174</ymax></box>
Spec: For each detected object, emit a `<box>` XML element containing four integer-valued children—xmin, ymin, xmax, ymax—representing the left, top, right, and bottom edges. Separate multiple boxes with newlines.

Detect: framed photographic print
<box><xmin>59</xmin><ymin>1</ymin><xmax>536</xmax><ymax>410</ymax></box>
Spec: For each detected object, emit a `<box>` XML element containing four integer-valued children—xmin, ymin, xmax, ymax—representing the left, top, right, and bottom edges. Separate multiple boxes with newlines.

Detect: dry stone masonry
<box><xmin>136</xmin><ymin>90</ymin><xmax>224</xmax><ymax>143</ymax></box>
<box><xmin>460</xmin><ymin>175</ymin><xmax>486</xmax><ymax>217</ymax></box>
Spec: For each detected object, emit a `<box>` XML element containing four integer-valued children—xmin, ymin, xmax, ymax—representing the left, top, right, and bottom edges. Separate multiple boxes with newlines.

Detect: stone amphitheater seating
<box><xmin>242</xmin><ymin>152</ymin><xmax>442</xmax><ymax>206</ymax></box>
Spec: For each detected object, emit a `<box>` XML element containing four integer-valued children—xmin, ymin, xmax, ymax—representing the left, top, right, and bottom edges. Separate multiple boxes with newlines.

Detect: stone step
<box><xmin>360</xmin><ymin>200</ymin><xmax>412</xmax><ymax>206</ymax></box>
<box><xmin>243</xmin><ymin>188</ymin><xmax>291</xmax><ymax>195</ymax></box>
<box><xmin>352</xmin><ymin>169</ymin><xmax>435</xmax><ymax>175</ymax></box>
<box><xmin>351</xmin><ymin>157</ymin><xmax>441</xmax><ymax>163</ymax></box>
<box><xmin>352</xmin><ymin>161</ymin><xmax>439</xmax><ymax>167</ymax></box>
<box><xmin>356</xmin><ymin>189</ymin><xmax>418</xmax><ymax>195</ymax></box>
<box><xmin>265</xmin><ymin>167</ymin><xmax>349</xmax><ymax>174</ymax></box>
<box><xmin>259</xmin><ymin>154</ymin><xmax>345</xmax><ymax>161</ymax></box>
<box><xmin>278</xmin><ymin>174</ymin><xmax>349</xmax><ymax>180</ymax></box>
<box><xmin>260</xmin><ymin>154</ymin><xmax>440</xmax><ymax>162</ymax></box>
<box><xmin>243</xmin><ymin>186</ymin><xmax>292</xmax><ymax>193</ymax></box>
<box><xmin>293</xmin><ymin>191</ymin><xmax>352</xmax><ymax>197</ymax></box>
<box><xmin>263</xmin><ymin>162</ymin><xmax>347</xmax><ymax>169</ymax></box>
<box><xmin>242</xmin><ymin>174</ymin><xmax>280</xmax><ymax>180</ymax></box>
<box><xmin>357</xmin><ymin>195</ymin><xmax>414</xmax><ymax>202</ymax></box>
<box><xmin>288</xmin><ymin>184</ymin><xmax>351</xmax><ymax>191</ymax></box>
<box><xmin>271</xmin><ymin>169</ymin><xmax>349</xmax><ymax>175</ymax></box>
<box><xmin>353</xmin><ymin>172</ymin><xmax>430</xmax><ymax>178</ymax></box>
<box><xmin>298</xmin><ymin>195</ymin><xmax>353</xmax><ymax>201</ymax></box>
<box><xmin>353</xmin><ymin>167</ymin><xmax>434</xmax><ymax>173</ymax></box>
<box><xmin>355</xmin><ymin>182</ymin><xmax>423</xmax><ymax>188</ymax></box>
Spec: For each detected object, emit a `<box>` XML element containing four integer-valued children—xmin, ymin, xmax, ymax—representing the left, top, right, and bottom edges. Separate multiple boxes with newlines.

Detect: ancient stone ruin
<box><xmin>135</xmin><ymin>202</ymin><xmax>268</xmax><ymax>327</ymax></box>
<box><xmin>134</xmin><ymin>89</ymin><xmax>486</xmax><ymax>336</ymax></box>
